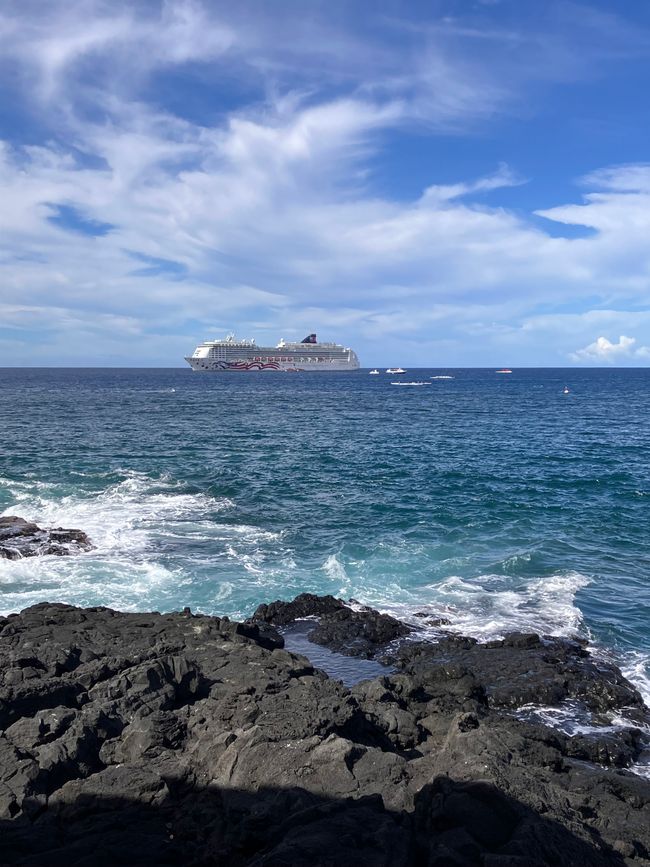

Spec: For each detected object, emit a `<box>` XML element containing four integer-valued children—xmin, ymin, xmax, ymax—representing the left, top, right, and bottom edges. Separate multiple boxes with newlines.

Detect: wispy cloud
<box><xmin>0</xmin><ymin>1</ymin><xmax>235</xmax><ymax>100</ymax></box>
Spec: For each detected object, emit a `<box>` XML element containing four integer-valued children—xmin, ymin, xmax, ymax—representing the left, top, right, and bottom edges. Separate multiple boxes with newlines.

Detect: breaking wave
<box><xmin>375</xmin><ymin>571</ymin><xmax>591</xmax><ymax>643</ymax></box>
<box><xmin>0</xmin><ymin>471</ymin><xmax>282</xmax><ymax>615</ymax></box>
<box><xmin>2</xmin><ymin>471</ymin><xmax>232</xmax><ymax>555</ymax></box>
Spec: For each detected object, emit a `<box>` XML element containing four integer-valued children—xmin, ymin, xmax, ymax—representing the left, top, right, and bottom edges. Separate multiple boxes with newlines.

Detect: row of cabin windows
<box><xmin>252</xmin><ymin>356</ymin><xmax>330</xmax><ymax>362</ymax></box>
<box><xmin>207</xmin><ymin>350</ymin><xmax>345</xmax><ymax>362</ymax></box>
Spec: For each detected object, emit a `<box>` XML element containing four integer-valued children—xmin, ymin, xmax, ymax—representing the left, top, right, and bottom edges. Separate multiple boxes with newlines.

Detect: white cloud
<box><xmin>581</xmin><ymin>163</ymin><xmax>650</xmax><ymax>193</ymax></box>
<box><xmin>3</xmin><ymin>105</ymin><xmax>650</xmax><ymax>364</ymax></box>
<box><xmin>570</xmin><ymin>335</ymin><xmax>650</xmax><ymax>363</ymax></box>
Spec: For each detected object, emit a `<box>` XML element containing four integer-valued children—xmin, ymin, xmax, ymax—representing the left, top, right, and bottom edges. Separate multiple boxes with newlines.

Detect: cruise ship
<box><xmin>185</xmin><ymin>333</ymin><xmax>360</xmax><ymax>372</ymax></box>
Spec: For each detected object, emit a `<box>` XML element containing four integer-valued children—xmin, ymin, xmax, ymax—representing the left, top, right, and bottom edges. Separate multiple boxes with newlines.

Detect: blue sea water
<box><xmin>1</xmin><ymin>367</ymin><xmax>649</xmax><ymax>705</ymax></box>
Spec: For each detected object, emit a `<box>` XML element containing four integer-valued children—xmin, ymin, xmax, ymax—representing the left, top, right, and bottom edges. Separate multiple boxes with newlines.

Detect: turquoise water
<box><xmin>1</xmin><ymin>367</ymin><xmax>649</xmax><ymax>700</ymax></box>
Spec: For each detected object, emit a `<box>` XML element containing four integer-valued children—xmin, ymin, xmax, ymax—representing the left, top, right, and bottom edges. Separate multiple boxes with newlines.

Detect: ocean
<box><xmin>1</xmin><ymin>367</ymin><xmax>649</xmax><ymax>707</ymax></box>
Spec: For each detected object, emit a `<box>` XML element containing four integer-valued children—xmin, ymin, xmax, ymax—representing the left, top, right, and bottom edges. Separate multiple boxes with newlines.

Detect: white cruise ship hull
<box><xmin>185</xmin><ymin>357</ymin><xmax>358</xmax><ymax>372</ymax></box>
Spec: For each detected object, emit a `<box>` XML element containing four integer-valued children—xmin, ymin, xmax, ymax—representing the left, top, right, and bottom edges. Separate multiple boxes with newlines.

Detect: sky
<box><xmin>1</xmin><ymin>0</ymin><xmax>650</xmax><ymax>367</ymax></box>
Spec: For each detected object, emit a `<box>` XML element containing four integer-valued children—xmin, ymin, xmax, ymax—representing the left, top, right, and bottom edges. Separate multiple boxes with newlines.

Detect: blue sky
<box><xmin>1</xmin><ymin>0</ymin><xmax>650</xmax><ymax>366</ymax></box>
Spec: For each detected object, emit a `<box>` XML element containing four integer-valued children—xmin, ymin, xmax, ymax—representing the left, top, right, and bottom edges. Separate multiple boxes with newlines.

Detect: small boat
<box><xmin>430</xmin><ymin>375</ymin><xmax>454</xmax><ymax>380</ymax></box>
<box><xmin>563</xmin><ymin>386</ymin><xmax>570</xmax><ymax>394</ymax></box>
<box><xmin>386</xmin><ymin>367</ymin><xmax>406</xmax><ymax>374</ymax></box>
<box><xmin>495</xmin><ymin>369</ymin><xmax>512</xmax><ymax>374</ymax></box>
<box><xmin>369</xmin><ymin>369</ymin><xmax>380</xmax><ymax>375</ymax></box>
<box><xmin>392</xmin><ymin>381</ymin><xmax>431</xmax><ymax>386</ymax></box>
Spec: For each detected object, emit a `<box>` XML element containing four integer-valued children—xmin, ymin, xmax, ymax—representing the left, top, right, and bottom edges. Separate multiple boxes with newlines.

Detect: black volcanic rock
<box><xmin>252</xmin><ymin>592</ymin><xmax>412</xmax><ymax>658</ymax></box>
<box><xmin>389</xmin><ymin>632</ymin><xmax>647</xmax><ymax>721</ymax></box>
<box><xmin>0</xmin><ymin>516</ymin><xmax>93</xmax><ymax>559</ymax></box>
<box><xmin>0</xmin><ymin>599</ymin><xmax>649</xmax><ymax>866</ymax></box>
<box><xmin>251</xmin><ymin>592</ymin><xmax>347</xmax><ymax>625</ymax></box>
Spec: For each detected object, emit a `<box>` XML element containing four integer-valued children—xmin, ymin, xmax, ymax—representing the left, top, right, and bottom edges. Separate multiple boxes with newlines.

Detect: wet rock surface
<box><xmin>252</xmin><ymin>592</ymin><xmax>412</xmax><ymax>658</ymax></box>
<box><xmin>390</xmin><ymin>633</ymin><xmax>648</xmax><ymax>721</ymax></box>
<box><xmin>0</xmin><ymin>516</ymin><xmax>93</xmax><ymax>559</ymax></box>
<box><xmin>0</xmin><ymin>597</ymin><xmax>649</xmax><ymax>865</ymax></box>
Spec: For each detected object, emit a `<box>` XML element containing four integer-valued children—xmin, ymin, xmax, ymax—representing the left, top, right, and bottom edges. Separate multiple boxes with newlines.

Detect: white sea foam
<box><xmin>322</xmin><ymin>553</ymin><xmax>353</xmax><ymax>596</ymax></box>
<box><xmin>0</xmin><ymin>471</ymin><xmax>250</xmax><ymax>614</ymax></box>
<box><xmin>1</xmin><ymin>472</ymin><xmax>232</xmax><ymax>556</ymax></box>
<box><xmin>630</xmin><ymin>760</ymin><xmax>650</xmax><ymax>780</ymax></box>
<box><xmin>621</xmin><ymin>651</ymin><xmax>650</xmax><ymax>708</ymax></box>
<box><xmin>376</xmin><ymin>571</ymin><xmax>590</xmax><ymax>643</ymax></box>
<box><xmin>0</xmin><ymin>554</ymin><xmax>181</xmax><ymax>614</ymax></box>
<box><xmin>515</xmin><ymin>702</ymin><xmax>631</xmax><ymax>737</ymax></box>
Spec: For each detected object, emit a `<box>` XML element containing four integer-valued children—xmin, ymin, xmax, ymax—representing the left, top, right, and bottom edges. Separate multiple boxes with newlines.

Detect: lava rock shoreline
<box><xmin>0</xmin><ymin>516</ymin><xmax>93</xmax><ymax>560</ymax></box>
<box><xmin>0</xmin><ymin>595</ymin><xmax>649</xmax><ymax>866</ymax></box>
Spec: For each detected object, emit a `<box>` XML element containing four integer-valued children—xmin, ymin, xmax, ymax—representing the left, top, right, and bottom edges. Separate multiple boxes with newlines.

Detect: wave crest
<box><xmin>379</xmin><ymin>571</ymin><xmax>590</xmax><ymax>642</ymax></box>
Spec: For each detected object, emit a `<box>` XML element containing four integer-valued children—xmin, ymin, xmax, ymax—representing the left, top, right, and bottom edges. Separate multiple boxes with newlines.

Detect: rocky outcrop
<box><xmin>252</xmin><ymin>592</ymin><xmax>412</xmax><ymax>657</ymax></box>
<box><xmin>0</xmin><ymin>516</ymin><xmax>93</xmax><ymax>559</ymax></box>
<box><xmin>0</xmin><ymin>598</ymin><xmax>649</xmax><ymax>865</ymax></box>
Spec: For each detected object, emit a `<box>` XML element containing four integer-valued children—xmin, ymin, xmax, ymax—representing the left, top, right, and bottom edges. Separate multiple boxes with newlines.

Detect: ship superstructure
<box><xmin>185</xmin><ymin>333</ymin><xmax>360</xmax><ymax>372</ymax></box>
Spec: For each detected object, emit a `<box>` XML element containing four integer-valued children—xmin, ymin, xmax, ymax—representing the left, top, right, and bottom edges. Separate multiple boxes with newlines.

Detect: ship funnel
<box><xmin>301</xmin><ymin>333</ymin><xmax>317</xmax><ymax>344</ymax></box>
